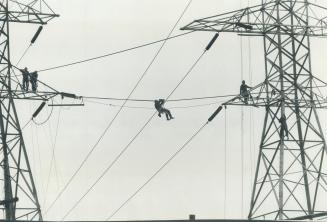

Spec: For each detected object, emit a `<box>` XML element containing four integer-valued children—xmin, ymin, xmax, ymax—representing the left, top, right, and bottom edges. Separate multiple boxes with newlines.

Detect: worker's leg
<box><xmin>157</xmin><ymin>108</ymin><xmax>162</xmax><ymax>117</ymax></box>
<box><xmin>162</xmin><ymin>108</ymin><xmax>171</xmax><ymax>120</ymax></box>
<box><xmin>163</xmin><ymin>110</ymin><xmax>170</xmax><ymax>120</ymax></box>
<box><xmin>166</xmin><ymin>109</ymin><xmax>173</xmax><ymax>119</ymax></box>
<box><xmin>244</xmin><ymin>96</ymin><xmax>249</xmax><ymax>104</ymax></box>
<box><xmin>241</xmin><ymin>91</ymin><xmax>249</xmax><ymax>104</ymax></box>
<box><xmin>22</xmin><ymin>78</ymin><xmax>26</xmax><ymax>90</ymax></box>
<box><xmin>280</xmin><ymin>127</ymin><xmax>284</xmax><ymax>139</ymax></box>
<box><xmin>25</xmin><ymin>79</ymin><xmax>29</xmax><ymax>91</ymax></box>
<box><xmin>164</xmin><ymin>109</ymin><xmax>174</xmax><ymax>120</ymax></box>
<box><xmin>284</xmin><ymin>124</ymin><xmax>289</xmax><ymax>138</ymax></box>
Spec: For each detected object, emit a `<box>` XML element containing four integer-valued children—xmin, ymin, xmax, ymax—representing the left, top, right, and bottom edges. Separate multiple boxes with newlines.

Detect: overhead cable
<box><xmin>62</xmin><ymin>28</ymin><xmax>222</xmax><ymax>220</ymax></box>
<box><xmin>106</xmin><ymin>106</ymin><xmax>224</xmax><ymax>220</ymax></box>
<box><xmin>46</xmin><ymin>0</ymin><xmax>194</xmax><ymax>216</ymax></box>
<box><xmin>61</xmin><ymin>22</ymin><xmax>220</xmax><ymax>222</ymax></box>
<box><xmin>37</xmin><ymin>31</ymin><xmax>194</xmax><ymax>73</ymax></box>
<box><xmin>82</xmin><ymin>94</ymin><xmax>237</xmax><ymax>102</ymax></box>
<box><xmin>107</xmin><ymin>122</ymin><xmax>208</xmax><ymax>220</ymax></box>
<box><xmin>16</xmin><ymin>26</ymin><xmax>44</xmax><ymax>66</ymax></box>
<box><xmin>84</xmin><ymin>99</ymin><xmax>223</xmax><ymax>110</ymax></box>
<box><xmin>61</xmin><ymin>33</ymin><xmax>216</xmax><ymax>220</ymax></box>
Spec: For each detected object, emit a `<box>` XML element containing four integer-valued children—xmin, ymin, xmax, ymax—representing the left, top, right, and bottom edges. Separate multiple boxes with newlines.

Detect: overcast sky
<box><xmin>8</xmin><ymin>0</ymin><xmax>327</xmax><ymax>221</ymax></box>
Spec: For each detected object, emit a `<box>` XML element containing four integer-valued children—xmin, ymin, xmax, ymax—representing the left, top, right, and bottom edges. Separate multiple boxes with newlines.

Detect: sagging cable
<box><xmin>208</xmin><ymin>105</ymin><xmax>223</xmax><ymax>122</ymax></box>
<box><xmin>31</xmin><ymin>26</ymin><xmax>43</xmax><ymax>44</ymax></box>
<box><xmin>205</xmin><ymin>33</ymin><xmax>219</xmax><ymax>51</ymax></box>
<box><xmin>32</xmin><ymin>101</ymin><xmax>46</xmax><ymax>119</ymax></box>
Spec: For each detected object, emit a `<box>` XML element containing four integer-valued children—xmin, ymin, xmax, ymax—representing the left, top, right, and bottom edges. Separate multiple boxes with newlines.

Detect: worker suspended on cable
<box><xmin>19</xmin><ymin>67</ymin><xmax>30</xmax><ymax>91</ymax></box>
<box><xmin>154</xmin><ymin>99</ymin><xmax>174</xmax><ymax>121</ymax></box>
<box><xmin>240</xmin><ymin>80</ymin><xmax>252</xmax><ymax>104</ymax></box>
<box><xmin>30</xmin><ymin>71</ymin><xmax>38</xmax><ymax>92</ymax></box>
<box><xmin>279</xmin><ymin>114</ymin><xmax>289</xmax><ymax>139</ymax></box>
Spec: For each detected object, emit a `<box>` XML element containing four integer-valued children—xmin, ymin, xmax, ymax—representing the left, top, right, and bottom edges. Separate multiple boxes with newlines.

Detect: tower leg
<box><xmin>0</xmin><ymin>2</ymin><xmax>42</xmax><ymax>220</ymax></box>
<box><xmin>249</xmin><ymin>2</ymin><xmax>327</xmax><ymax>219</ymax></box>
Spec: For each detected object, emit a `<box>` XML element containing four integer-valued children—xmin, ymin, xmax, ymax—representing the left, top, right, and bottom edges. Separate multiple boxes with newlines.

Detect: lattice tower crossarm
<box><xmin>181</xmin><ymin>0</ymin><xmax>327</xmax><ymax>220</ymax></box>
<box><xmin>0</xmin><ymin>0</ymin><xmax>58</xmax><ymax>220</ymax></box>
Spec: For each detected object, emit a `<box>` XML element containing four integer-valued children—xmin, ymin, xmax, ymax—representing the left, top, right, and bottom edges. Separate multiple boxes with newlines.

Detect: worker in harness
<box><xmin>30</xmin><ymin>71</ymin><xmax>38</xmax><ymax>92</ymax></box>
<box><xmin>279</xmin><ymin>114</ymin><xmax>289</xmax><ymax>139</ymax></box>
<box><xmin>20</xmin><ymin>67</ymin><xmax>30</xmax><ymax>91</ymax></box>
<box><xmin>154</xmin><ymin>99</ymin><xmax>174</xmax><ymax>121</ymax></box>
<box><xmin>240</xmin><ymin>80</ymin><xmax>252</xmax><ymax>104</ymax></box>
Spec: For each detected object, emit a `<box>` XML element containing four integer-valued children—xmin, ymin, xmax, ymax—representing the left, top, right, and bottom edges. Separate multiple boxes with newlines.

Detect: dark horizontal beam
<box><xmin>0</xmin><ymin>11</ymin><xmax>59</xmax><ymax>24</ymax></box>
<box><xmin>0</xmin><ymin>220</ymin><xmax>310</xmax><ymax>222</ymax></box>
<box><xmin>290</xmin><ymin>212</ymin><xmax>327</xmax><ymax>220</ymax></box>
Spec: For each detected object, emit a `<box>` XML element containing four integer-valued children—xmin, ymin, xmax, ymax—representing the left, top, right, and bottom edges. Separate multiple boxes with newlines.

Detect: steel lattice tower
<box><xmin>0</xmin><ymin>0</ymin><xmax>58</xmax><ymax>220</ymax></box>
<box><xmin>182</xmin><ymin>0</ymin><xmax>327</xmax><ymax>220</ymax></box>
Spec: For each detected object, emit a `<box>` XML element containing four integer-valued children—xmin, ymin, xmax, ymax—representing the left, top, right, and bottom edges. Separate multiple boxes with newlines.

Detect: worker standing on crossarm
<box><xmin>154</xmin><ymin>99</ymin><xmax>174</xmax><ymax>121</ymax></box>
<box><xmin>19</xmin><ymin>67</ymin><xmax>30</xmax><ymax>91</ymax></box>
<box><xmin>30</xmin><ymin>71</ymin><xmax>38</xmax><ymax>92</ymax></box>
<box><xmin>279</xmin><ymin>114</ymin><xmax>289</xmax><ymax>139</ymax></box>
<box><xmin>240</xmin><ymin>80</ymin><xmax>252</xmax><ymax>104</ymax></box>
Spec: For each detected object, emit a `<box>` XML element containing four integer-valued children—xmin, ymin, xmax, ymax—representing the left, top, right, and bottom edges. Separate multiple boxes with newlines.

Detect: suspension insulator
<box><xmin>235</xmin><ymin>22</ymin><xmax>253</xmax><ymax>30</ymax></box>
<box><xmin>32</xmin><ymin>101</ymin><xmax>46</xmax><ymax>118</ymax></box>
<box><xmin>205</xmin><ymin>33</ymin><xmax>219</xmax><ymax>51</ymax></box>
<box><xmin>31</xmin><ymin>26</ymin><xmax>43</xmax><ymax>44</ymax></box>
<box><xmin>208</xmin><ymin>106</ymin><xmax>223</xmax><ymax>122</ymax></box>
<box><xmin>61</xmin><ymin>92</ymin><xmax>77</xmax><ymax>99</ymax></box>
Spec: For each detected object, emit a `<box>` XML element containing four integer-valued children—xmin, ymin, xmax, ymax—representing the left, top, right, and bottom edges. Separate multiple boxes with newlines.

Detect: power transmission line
<box><xmin>61</xmin><ymin>16</ymin><xmax>221</xmax><ymax>219</ymax></box>
<box><xmin>16</xmin><ymin>45</ymin><xmax>31</xmax><ymax>66</ymax></box>
<box><xmin>106</xmin><ymin>122</ymin><xmax>209</xmax><ymax>220</ymax></box>
<box><xmin>45</xmin><ymin>0</ymin><xmax>194</xmax><ymax>216</ymax></box>
<box><xmin>37</xmin><ymin>31</ymin><xmax>194</xmax><ymax>73</ymax></box>
<box><xmin>82</xmin><ymin>94</ymin><xmax>238</xmax><ymax>102</ymax></box>
<box><xmin>84</xmin><ymin>99</ymin><xmax>224</xmax><ymax>110</ymax></box>
<box><xmin>61</xmin><ymin>44</ymin><xmax>207</xmax><ymax>221</ymax></box>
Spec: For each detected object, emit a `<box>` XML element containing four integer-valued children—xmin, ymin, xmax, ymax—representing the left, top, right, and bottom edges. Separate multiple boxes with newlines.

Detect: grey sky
<box><xmin>8</xmin><ymin>0</ymin><xmax>327</xmax><ymax>221</ymax></box>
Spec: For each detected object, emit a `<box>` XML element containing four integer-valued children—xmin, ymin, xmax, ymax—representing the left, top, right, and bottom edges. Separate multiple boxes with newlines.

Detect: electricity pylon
<box><xmin>182</xmin><ymin>0</ymin><xmax>327</xmax><ymax>220</ymax></box>
<box><xmin>0</xmin><ymin>0</ymin><xmax>58</xmax><ymax>220</ymax></box>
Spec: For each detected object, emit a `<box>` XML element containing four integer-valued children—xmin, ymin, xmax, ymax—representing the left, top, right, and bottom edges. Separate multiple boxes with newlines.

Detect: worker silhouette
<box><xmin>154</xmin><ymin>99</ymin><xmax>174</xmax><ymax>121</ymax></box>
<box><xmin>20</xmin><ymin>67</ymin><xmax>29</xmax><ymax>91</ymax></box>
<box><xmin>30</xmin><ymin>71</ymin><xmax>38</xmax><ymax>92</ymax></box>
<box><xmin>279</xmin><ymin>114</ymin><xmax>289</xmax><ymax>139</ymax></box>
<box><xmin>240</xmin><ymin>80</ymin><xmax>252</xmax><ymax>104</ymax></box>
